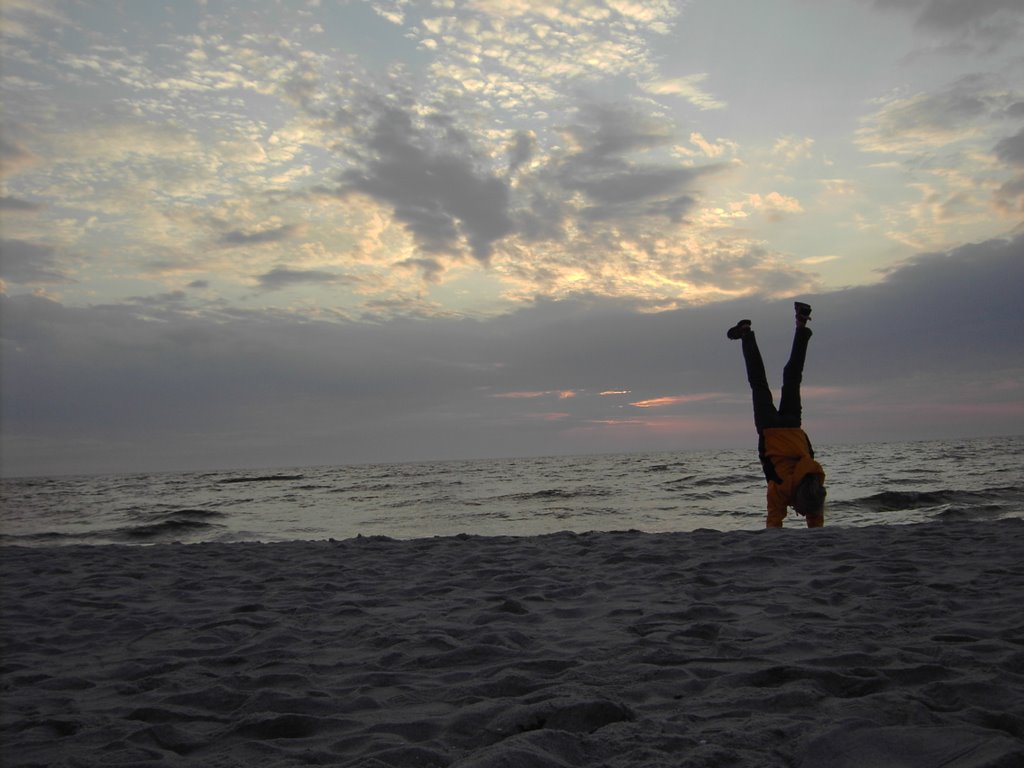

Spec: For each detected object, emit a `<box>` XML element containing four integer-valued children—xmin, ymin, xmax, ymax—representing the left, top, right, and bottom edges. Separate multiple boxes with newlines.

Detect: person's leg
<box><xmin>741</xmin><ymin>331</ymin><xmax>779</xmax><ymax>432</ymax></box>
<box><xmin>778</xmin><ymin>325</ymin><xmax>812</xmax><ymax>427</ymax></box>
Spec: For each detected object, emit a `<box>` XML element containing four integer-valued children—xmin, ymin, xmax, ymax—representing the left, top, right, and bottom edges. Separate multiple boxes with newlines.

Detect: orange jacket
<box><xmin>760</xmin><ymin>427</ymin><xmax>825</xmax><ymax>527</ymax></box>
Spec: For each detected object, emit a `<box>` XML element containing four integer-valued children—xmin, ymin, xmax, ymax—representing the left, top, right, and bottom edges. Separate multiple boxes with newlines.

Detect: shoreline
<box><xmin>4</xmin><ymin>509</ymin><xmax>1024</xmax><ymax>550</ymax></box>
<box><xmin>3</xmin><ymin>519</ymin><xmax>1023</xmax><ymax>766</ymax></box>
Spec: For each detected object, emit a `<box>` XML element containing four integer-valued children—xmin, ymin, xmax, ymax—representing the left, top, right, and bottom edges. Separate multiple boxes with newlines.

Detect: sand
<box><xmin>2</xmin><ymin>519</ymin><xmax>1023</xmax><ymax>767</ymax></box>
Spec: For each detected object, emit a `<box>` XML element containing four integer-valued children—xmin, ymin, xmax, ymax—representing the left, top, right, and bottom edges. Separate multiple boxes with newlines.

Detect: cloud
<box><xmin>856</xmin><ymin>74</ymin><xmax>1015</xmax><ymax>154</ymax></box>
<box><xmin>256</xmin><ymin>267</ymin><xmax>354</xmax><ymax>291</ymax></box>
<box><xmin>642</xmin><ymin>74</ymin><xmax>726</xmax><ymax>111</ymax></box>
<box><xmin>908</xmin><ymin>0</ymin><xmax>1023</xmax><ymax>31</ymax></box>
<box><xmin>493</xmin><ymin>389</ymin><xmax>577</xmax><ymax>400</ymax></box>
<box><xmin>0</xmin><ymin>14</ymin><xmax>761</xmax><ymax>315</ymax></box>
<box><xmin>222</xmin><ymin>224</ymin><xmax>300</xmax><ymax>247</ymax></box>
<box><xmin>329</xmin><ymin>97</ymin><xmax>733</xmax><ymax>296</ymax></box>
<box><xmin>0</xmin><ymin>0</ymin><xmax>74</xmax><ymax>42</ymax></box>
<box><xmin>993</xmin><ymin>127</ymin><xmax>1024</xmax><ymax>212</ymax></box>
<box><xmin>869</xmin><ymin>0</ymin><xmax>1024</xmax><ymax>51</ymax></box>
<box><xmin>550</xmin><ymin>102</ymin><xmax>727</xmax><ymax>222</ymax></box>
<box><xmin>685</xmin><ymin>133</ymin><xmax>736</xmax><ymax>160</ymax></box>
<box><xmin>629</xmin><ymin>394</ymin><xmax>720</xmax><ymax>408</ymax></box>
<box><xmin>771</xmin><ymin>136</ymin><xmax>815</xmax><ymax>165</ymax></box>
<box><xmin>562</xmin><ymin>102</ymin><xmax>675</xmax><ymax>160</ymax></box>
<box><xmin>402</xmin><ymin>0</ymin><xmax>679</xmax><ymax>117</ymax></box>
<box><xmin>1</xmin><ymin>0</ymin><xmax>1018</xmax><ymax>372</ymax></box>
<box><xmin>747</xmin><ymin>192</ymin><xmax>804</xmax><ymax>222</ymax></box>
<box><xmin>395</xmin><ymin>257</ymin><xmax>447</xmax><ymax>283</ymax></box>
<box><xmin>0</xmin><ymin>196</ymin><xmax>43</xmax><ymax>212</ymax></box>
<box><xmin>0</xmin><ymin>136</ymin><xmax>37</xmax><ymax>177</ymax></box>
<box><xmin>994</xmin><ymin>127</ymin><xmax>1024</xmax><ymax>166</ymax></box>
<box><xmin>0</xmin><ymin>239</ymin><xmax>71</xmax><ymax>284</ymax></box>
<box><xmin>5</xmin><ymin>234</ymin><xmax>1021</xmax><ymax>475</ymax></box>
<box><xmin>994</xmin><ymin>177</ymin><xmax>1024</xmax><ymax>214</ymax></box>
<box><xmin>853</xmin><ymin>74</ymin><xmax>1024</xmax><ymax>243</ymax></box>
<box><xmin>507</xmin><ymin>131</ymin><xmax>535</xmax><ymax>176</ymax></box>
<box><xmin>339</xmin><ymin>106</ymin><xmax>514</xmax><ymax>264</ymax></box>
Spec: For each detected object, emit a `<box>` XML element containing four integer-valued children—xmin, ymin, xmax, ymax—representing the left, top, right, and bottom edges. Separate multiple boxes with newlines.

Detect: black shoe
<box><xmin>794</xmin><ymin>302</ymin><xmax>812</xmax><ymax>320</ymax></box>
<box><xmin>727</xmin><ymin>320</ymin><xmax>752</xmax><ymax>340</ymax></box>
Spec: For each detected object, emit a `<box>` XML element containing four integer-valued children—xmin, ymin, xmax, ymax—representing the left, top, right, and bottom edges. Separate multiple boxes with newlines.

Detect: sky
<box><xmin>1</xmin><ymin>0</ymin><xmax>1023</xmax><ymax>477</ymax></box>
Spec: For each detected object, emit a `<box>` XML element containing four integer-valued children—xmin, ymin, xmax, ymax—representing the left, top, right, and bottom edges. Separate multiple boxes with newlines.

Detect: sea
<box><xmin>1</xmin><ymin>435</ymin><xmax>1022</xmax><ymax>547</ymax></box>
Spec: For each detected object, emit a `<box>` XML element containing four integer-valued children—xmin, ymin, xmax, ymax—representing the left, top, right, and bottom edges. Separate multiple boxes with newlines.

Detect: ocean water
<box><xmin>1</xmin><ymin>435</ymin><xmax>1022</xmax><ymax>546</ymax></box>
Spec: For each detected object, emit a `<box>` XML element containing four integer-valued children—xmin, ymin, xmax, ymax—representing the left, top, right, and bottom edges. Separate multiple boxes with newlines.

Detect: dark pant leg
<box><xmin>741</xmin><ymin>332</ymin><xmax>778</xmax><ymax>433</ymax></box>
<box><xmin>778</xmin><ymin>326</ymin><xmax>812</xmax><ymax>427</ymax></box>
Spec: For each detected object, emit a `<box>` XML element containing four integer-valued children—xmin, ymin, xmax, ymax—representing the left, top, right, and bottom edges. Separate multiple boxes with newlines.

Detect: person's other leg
<box><xmin>778</xmin><ymin>325</ymin><xmax>812</xmax><ymax>427</ymax></box>
<box><xmin>741</xmin><ymin>331</ymin><xmax>779</xmax><ymax>432</ymax></box>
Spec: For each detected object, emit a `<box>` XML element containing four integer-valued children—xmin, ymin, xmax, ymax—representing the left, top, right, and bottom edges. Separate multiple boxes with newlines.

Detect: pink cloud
<box><xmin>526</xmin><ymin>412</ymin><xmax>572</xmax><ymax>422</ymax></box>
<box><xmin>493</xmin><ymin>389</ymin><xmax>577</xmax><ymax>399</ymax></box>
<box><xmin>629</xmin><ymin>393</ymin><xmax>722</xmax><ymax>408</ymax></box>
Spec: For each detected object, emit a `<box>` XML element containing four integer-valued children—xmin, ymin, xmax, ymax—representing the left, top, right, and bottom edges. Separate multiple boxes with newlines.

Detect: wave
<box><xmin>854</xmin><ymin>488</ymin><xmax>1016</xmax><ymax>511</ymax></box>
<box><xmin>936</xmin><ymin>504</ymin><xmax>1010</xmax><ymax>521</ymax></box>
<box><xmin>120</xmin><ymin>518</ymin><xmax>224</xmax><ymax>540</ymax></box>
<box><xmin>856</xmin><ymin>490</ymin><xmax>966</xmax><ymax>511</ymax></box>
<box><xmin>217</xmin><ymin>474</ymin><xmax>306</xmax><ymax>484</ymax></box>
<box><xmin>0</xmin><ymin>530</ymin><xmax>81</xmax><ymax>545</ymax></box>
<box><xmin>115</xmin><ymin>508</ymin><xmax>229</xmax><ymax>540</ymax></box>
<box><xmin>834</xmin><ymin>486</ymin><xmax>1024</xmax><ymax>522</ymax></box>
<box><xmin>155</xmin><ymin>508</ymin><xmax>227</xmax><ymax>521</ymax></box>
<box><xmin>0</xmin><ymin>511</ymin><xmax>227</xmax><ymax>546</ymax></box>
<box><xmin>501</xmin><ymin>487</ymin><xmax>614</xmax><ymax>502</ymax></box>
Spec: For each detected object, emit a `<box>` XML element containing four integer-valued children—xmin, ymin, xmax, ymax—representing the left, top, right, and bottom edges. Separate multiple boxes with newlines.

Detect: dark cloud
<box><xmin>870</xmin><ymin>0</ymin><xmax>1024</xmax><ymax>48</ymax></box>
<box><xmin>0</xmin><ymin>137</ymin><xmax>36</xmax><ymax>174</ymax></box>
<box><xmin>340</xmin><ymin>106</ymin><xmax>514</xmax><ymax>264</ymax></box>
<box><xmin>125</xmin><ymin>290</ymin><xmax>189</xmax><ymax>308</ymax></box>
<box><xmin>3</xmin><ymin>235</ymin><xmax>1022</xmax><ymax>476</ymax></box>
<box><xmin>221</xmin><ymin>224</ymin><xmax>298</xmax><ymax>246</ymax></box>
<box><xmin>995</xmin><ymin>176</ymin><xmax>1024</xmax><ymax>213</ymax></box>
<box><xmin>994</xmin><ymin>127</ymin><xmax>1024</xmax><ymax>211</ymax></box>
<box><xmin>552</xmin><ymin>103</ymin><xmax>726</xmax><ymax>222</ymax></box>
<box><xmin>336</xmin><ymin>100</ymin><xmax>723</xmax><ymax>263</ymax></box>
<box><xmin>857</xmin><ymin>74</ymin><xmax>1020</xmax><ymax>152</ymax></box>
<box><xmin>507</xmin><ymin>131</ymin><xmax>535</xmax><ymax>177</ymax></box>
<box><xmin>911</xmin><ymin>0</ymin><xmax>1023</xmax><ymax>31</ymax></box>
<box><xmin>0</xmin><ymin>239</ymin><xmax>70</xmax><ymax>284</ymax></box>
<box><xmin>395</xmin><ymin>257</ymin><xmax>446</xmax><ymax>282</ymax></box>
<box><xmin>577</xmin><ymin>168</ymin><xmax>696</xmax><ymax>205</ymax></box>
<box><xmin>912</xmin><ymin>74</ymin><xmax>1002</xmax><ymax>122</ymax></box>
<box><xmin>581</xmin><ymin>193</ymin><xmax>698</xmax><ymax>222</ymax></box>
<box><xmin>994</xmin><ymin>127</ymin><xmax>1024</xmax><ymax>166</ymax></box>
<box><xmin>682</xmin><ymin>246</ymin><xmax>813</xmax><ymax>297</ymax></box>
<box><xmin>566</xmin><ymin>103</ymin><xmax>676</xmax><ymax>162</ymax></box>
<box><xmin>0</xmin><ymin>196</ymin><xmax>44</xmax><ymax>212</ymax></box>
<box><xmin>511</xmin><ymin>191</ymin><xmax>569</xmax><ymax>243</ymax></box>
<box><xmin>256</xmin><ymin>267</ymin><xmax>354</xmax><ymax>291</ymax></box>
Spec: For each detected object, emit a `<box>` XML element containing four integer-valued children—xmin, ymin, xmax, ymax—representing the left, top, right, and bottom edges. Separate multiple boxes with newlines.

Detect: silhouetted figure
<box><xmin>727</xmin><ymin>303</ymin><xmax>826</xmax><ymax>528</ymax></box>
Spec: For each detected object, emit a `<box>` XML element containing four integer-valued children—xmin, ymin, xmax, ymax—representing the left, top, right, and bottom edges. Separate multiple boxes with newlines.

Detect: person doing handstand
<box><xmin>727</xmin><ymin>302</ymin><xmax>826</xmax><ymax>528</ymax></box>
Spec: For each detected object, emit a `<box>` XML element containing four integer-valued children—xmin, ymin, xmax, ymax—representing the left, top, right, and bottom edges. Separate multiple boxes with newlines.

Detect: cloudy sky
<box><xmin>2</xmin><ymin>0</ymin><xmax>1023</xmax><ymax>477</ymax></box>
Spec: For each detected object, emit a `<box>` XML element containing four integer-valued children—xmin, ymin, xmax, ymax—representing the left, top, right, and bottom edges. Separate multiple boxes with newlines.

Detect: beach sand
<box><xmin>2</xmin><ymin>519</ymin><xmax>1023</xmax><ymax>767</ymax></box>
